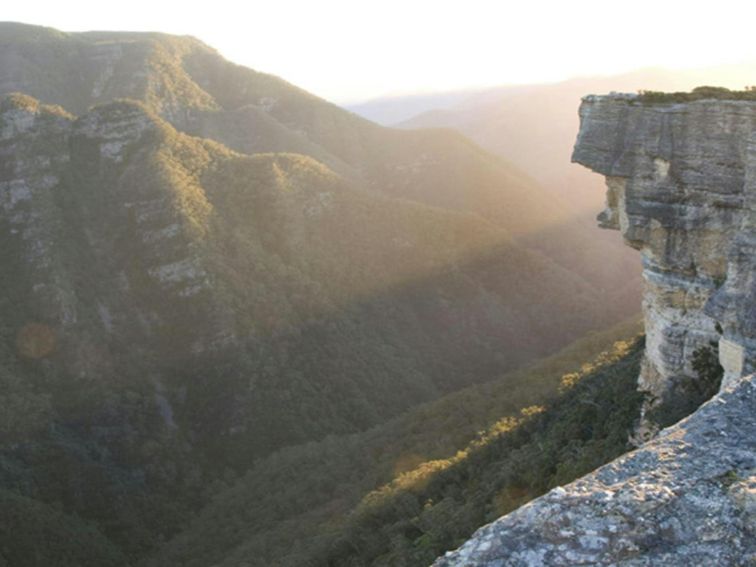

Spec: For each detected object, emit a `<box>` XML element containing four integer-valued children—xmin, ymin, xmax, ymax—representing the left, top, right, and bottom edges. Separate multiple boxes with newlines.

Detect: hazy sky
<box><xmin>4</xmin><ymin>0</ymin><xmax>756</xmax><ymax>102</ymax></box>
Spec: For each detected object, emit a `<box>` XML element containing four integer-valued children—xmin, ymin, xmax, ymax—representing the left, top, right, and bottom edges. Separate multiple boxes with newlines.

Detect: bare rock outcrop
<box><xmin>573</xmin><ymin>95</ymin><xmax>755</xmax><ymax>404</ymax></box>
<box><xmin>435</xmin><ymin>374</ymin><xmax>755</xmax><ymax>566</ymax></box>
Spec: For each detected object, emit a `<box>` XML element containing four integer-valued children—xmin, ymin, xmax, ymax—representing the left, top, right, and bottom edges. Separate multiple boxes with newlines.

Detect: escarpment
<box><xmin>573</xmin><ymin>95</ymin><xmax>755</xmax><ymax>411</ymax></box>
<box><xmin>433</xmin><ymin>94</ymin><xmax>755</xmax><ymax>565</ymax></box>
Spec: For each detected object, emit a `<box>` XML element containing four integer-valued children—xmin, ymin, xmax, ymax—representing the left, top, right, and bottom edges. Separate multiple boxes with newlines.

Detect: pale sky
<box><xmin>4</xmin><ymin>0</ymin><xmax>756</xmax><ymax>103</ymax></box>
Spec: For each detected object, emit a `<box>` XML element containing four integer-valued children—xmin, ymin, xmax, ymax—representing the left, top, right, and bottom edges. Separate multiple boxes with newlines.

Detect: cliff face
<box><xmin>573</xmin><ymin>95</ymin><xmax>755</xmax><ymax>406</ymax></box>
<box><xmin>433</xmin><ymin>95</ymin><xmax>756</xmax><ymax>565</ymax></box>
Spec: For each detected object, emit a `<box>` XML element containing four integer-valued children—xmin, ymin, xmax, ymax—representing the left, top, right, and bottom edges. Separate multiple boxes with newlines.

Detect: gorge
<box><xmin>1</xmin><ymin>22</ymin><xmax>754</xmax><ymax>567</ymax></box>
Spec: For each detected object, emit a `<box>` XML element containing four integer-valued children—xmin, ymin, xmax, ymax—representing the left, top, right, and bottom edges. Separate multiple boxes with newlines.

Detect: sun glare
<box><xmin>3</xmin><ymin>0</ymin><xmax>756</xmax><ymax>102</ymax></box>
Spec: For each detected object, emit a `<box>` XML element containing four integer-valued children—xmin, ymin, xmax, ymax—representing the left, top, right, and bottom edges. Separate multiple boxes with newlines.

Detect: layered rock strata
<box><xmin>573</xmin><ymin>95</ymin><xmax>755</xmax><ymax>405</ymax></box>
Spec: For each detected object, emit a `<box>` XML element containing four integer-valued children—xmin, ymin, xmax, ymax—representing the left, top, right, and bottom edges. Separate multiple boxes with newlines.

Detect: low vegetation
<box><xmin>646</xmin><ymin>341</ymin><xmax>724</xmax><ymax>429</ymax></box>
<box><xmin>147</xmin><ymin>322</ymin><xmax>645</xmax><ymax>566</ymax></box>
<box><xmin>636</xmin><ymin>85</ymin><xmax>756</xmax><ymax>104</ymax></box>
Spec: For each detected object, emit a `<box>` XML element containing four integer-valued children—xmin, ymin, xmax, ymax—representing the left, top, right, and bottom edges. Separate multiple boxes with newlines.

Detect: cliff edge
<box><xmin>433</xmin><ymin>94</ymin><xmax>756</xmax><ymax>565</ymax></box>
<box><xmin>435</xmin><ymin>374</ymin><xmax>755</xmax><ymax>566</ymax></box>
<box><xmin>573</xmin><ymin>95</ymin><xmax>755</xmax><ymax>409</ymax></box>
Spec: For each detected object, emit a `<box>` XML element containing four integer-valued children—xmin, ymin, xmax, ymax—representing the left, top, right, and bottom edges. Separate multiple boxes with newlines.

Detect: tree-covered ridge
<box><xmin>0</xmin><ymin>93</ymin><xmax>610</xmax><ymax>451</ymax></box>
<box><xmin>0</xmin><ymin>23</ymin><xmax>646</xmax><ymax>566</ymax></box>
<box><xmin>0</xmin><ymin>23</ymin><xmax>644</xmax><ymax>365</ymax></box>
<box><xmin>0</xmin><ymin>21</ymin><xmax>642</xmax><ymax>272</ymax></box>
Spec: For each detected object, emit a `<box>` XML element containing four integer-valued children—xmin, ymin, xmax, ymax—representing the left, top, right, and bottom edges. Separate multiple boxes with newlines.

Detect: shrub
<box><xmin>636</xmin><ymin>86</ymin><xmax>756</xmax><ymax>104</ymax></box>
<box><xmin>646</xmin><ymin>341</ymin><xmax>724</xmax><ymax>428</ymax></box>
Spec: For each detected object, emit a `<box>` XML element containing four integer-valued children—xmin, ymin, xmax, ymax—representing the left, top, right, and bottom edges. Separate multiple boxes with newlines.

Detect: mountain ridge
<box><xmin>0</xmin><ymin>22</ymin><xmax>606</xmax><ymax>240</ymax></box>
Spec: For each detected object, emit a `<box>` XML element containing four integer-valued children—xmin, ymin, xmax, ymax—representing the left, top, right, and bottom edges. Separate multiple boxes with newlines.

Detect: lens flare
<box><xmin>16</xmin><ymin>322</ymin><xmax>57</xmax><ymax>359</ymax></box>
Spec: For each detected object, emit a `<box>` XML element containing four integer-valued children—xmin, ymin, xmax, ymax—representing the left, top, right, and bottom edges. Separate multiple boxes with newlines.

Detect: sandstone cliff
<box><xmin>573</xmin><ymin>95</ymin><xmax>755</xmax><ymax>405</ymax></box>
<box><xmin>433</xmin><ymin>94</ymin><xmax>755</xmax><ymax>565</ymax></box>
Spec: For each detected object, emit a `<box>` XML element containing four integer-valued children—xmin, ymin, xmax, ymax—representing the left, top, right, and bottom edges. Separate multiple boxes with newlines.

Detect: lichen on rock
<box><xmin>434</xmin><ymin>374</ymin><xmax>756</xmax><ymax>566</ymax></box>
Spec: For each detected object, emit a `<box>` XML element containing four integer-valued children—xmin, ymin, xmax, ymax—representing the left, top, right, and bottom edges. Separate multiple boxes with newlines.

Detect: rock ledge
<box><xmin>434</xmin><ymin>374</ymin><xmax>755</xmax><ymax>566</ymax></box>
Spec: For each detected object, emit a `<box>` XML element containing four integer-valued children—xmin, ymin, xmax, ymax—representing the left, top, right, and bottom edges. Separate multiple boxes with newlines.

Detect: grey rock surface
<box><xmin>434</xmin><ymin>374</ymin><xmax>755</xmax><ymax>566</ymax></box>
<box><xmin>573</xmin><ymin>96</ymin><xmax>755</xmax><ymax>405</ymax></box>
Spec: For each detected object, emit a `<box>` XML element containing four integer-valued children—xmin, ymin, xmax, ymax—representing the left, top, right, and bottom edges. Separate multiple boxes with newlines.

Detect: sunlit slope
<box><xmin>390</xmin><ymin>67</ymin><xmax>751</xmax><ymax>306</ymax></box>
<box><xmin>397</xmin><ymin>65</ymin><xmax>753</xmax><ymax>200</ymax></box>
<box><xmin>144</xmin><ymin>320</ymin><xmax>643</xmax><ymax>567</ymax></box>
<box><xmin>354</xmin><ymin>67</ymin><xmax>754</xmax><ymax>318</ymax></box>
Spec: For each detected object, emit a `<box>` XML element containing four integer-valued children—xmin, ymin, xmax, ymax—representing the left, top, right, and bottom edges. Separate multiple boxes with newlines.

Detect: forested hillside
<box><xmin>0</xmin><ymin>21</ymin><xmax>643</xmax><ymax>311</ymax></box>
<box><xmin>146</xmin><ymin>321</ymin><xmax>644</xmax><ymax>566</ymax></box>
<box><xmin>0</xmin><ymin>22</ymin><xmax>645</xmax><ymax>566</ymax></box>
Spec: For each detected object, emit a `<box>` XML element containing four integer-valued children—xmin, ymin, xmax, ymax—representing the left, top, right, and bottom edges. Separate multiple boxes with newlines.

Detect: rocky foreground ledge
<box><xmin>433</xmin><ymin>373</ymin><xmax>755</xmax><ymax>566</ymax></box>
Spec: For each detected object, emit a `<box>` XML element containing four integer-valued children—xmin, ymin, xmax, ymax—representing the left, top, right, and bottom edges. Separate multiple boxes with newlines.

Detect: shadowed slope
<box><xmin>144</xmin><ymin>324</ymin><xmax>643</xmax><ymax>567</ymax></box>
